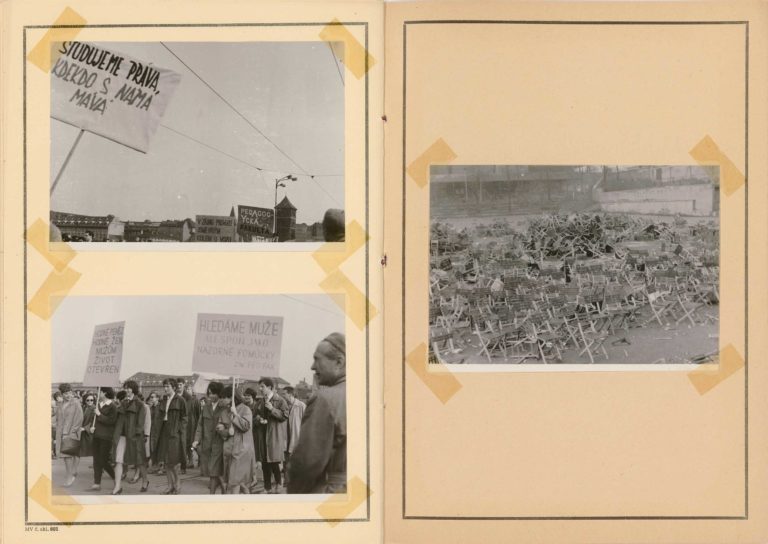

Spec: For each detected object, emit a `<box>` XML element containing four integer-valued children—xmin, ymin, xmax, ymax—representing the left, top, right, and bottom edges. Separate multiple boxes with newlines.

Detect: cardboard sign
<box><xmin>237</xmin><ymin>205</ymin><xmax>274</xmax><ymax>236</ymax></box>
<box><xmin>83</xmin><ymin>321</ymin><xmax>125</xmax><ymax>387</ymax></box>
<box><xmin>50</xmin><ymin>41</ymin><xmax>181</xmax><ymax>153</ymax></box>
<box><xmin>192</xmin><ymin>314</ymin><xmax>283</xmax><ymax>379</ymax></box>
<box><xmin>194</xmin><ymin>215</ymin><xmax>236</xmax><ymax>242</ymax></box>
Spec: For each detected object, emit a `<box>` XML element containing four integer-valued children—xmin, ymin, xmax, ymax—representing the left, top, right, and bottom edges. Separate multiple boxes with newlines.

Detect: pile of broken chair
<box><xmin>429</xmin><ymin>214</ymin><xmax>719</xmax><ymax>364</ymax></box>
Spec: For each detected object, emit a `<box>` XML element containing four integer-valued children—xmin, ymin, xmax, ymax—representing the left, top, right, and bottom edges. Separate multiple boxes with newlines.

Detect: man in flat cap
<box><xmin>287</xmin><ymin>333</ymin><xmax>346</xmax><ymax>494</ymax></box>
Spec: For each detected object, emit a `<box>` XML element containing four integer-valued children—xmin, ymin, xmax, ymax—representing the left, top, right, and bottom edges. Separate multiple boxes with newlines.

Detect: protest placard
<box><xmin>237</xmin><ymin>205</ymin><xmax>274</xmax><ymax>237</ymax></box>
<box><xmin>194</xmin><ymin>215</ymin><xmax>237</xmax><ymax>242</ymax></box>
<box><xmin>50</xmin><ymin>41</ymin><xmax>181</xmax><ymax>153</ymax></box>
<box><xmin>82</xmin><ymin>321</ymin><xmax>125</xmax><ymax>387</ymax></box>
<box><xmin>192</xmin><ymin>314</ymin><xmax>283</xmax><ymax>379</ymax></box>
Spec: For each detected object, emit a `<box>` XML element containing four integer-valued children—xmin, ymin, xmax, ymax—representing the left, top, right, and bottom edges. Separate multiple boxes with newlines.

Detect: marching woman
<box><xmin>79</xmin><ymin>393</ymin><xmax>97</xmax><ymax>460</ymax></box>
<box><xmin>157</xmin><ymin>378</ymin><xmax>188</xmax><ymax>494</ymax></box>
<box><xmin>111</xmin><ymin>381</ymin><xmax>149</xmax><ymax>494</ymax></box>
<box><xmin>55</xmin><ymin>383</ymin><xmax>83</xmax><ymax>487</ymax></box>
<box><xmin>220</xmin><ymin>386</ymin><xmax>255</xmax><ymax>494</ymax></box>
<box><xmin>192</xmin><ymin>381</ymin><xmax>228</xmax><ymax>494</ymax></box>
<box><xmin>146</xmin><ymin>391</ymin><xmax>163</xmax><ymax>473</ymax></box>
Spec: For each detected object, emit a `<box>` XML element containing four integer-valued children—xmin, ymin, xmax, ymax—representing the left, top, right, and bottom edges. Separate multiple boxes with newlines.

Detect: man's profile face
<box><xmin>311</xmin><ymin>341</ymin><xmax>344</xmax><ymax>386</ymax></box>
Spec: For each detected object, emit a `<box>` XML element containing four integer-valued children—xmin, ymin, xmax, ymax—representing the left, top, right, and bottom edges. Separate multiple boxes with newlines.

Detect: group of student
<box><xmin>52</xmin><ymin>332</ymin><xmax>348</xmax><ymax>495</ymax></box>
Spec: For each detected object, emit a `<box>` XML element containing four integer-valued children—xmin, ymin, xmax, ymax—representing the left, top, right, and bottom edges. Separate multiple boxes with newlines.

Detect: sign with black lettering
<box><xmin>83</xmin><ymin>321</ymin><xmax>125</xmax><ymax>387</ymax></box>
<box><xmin>50</xmin><ymin>41</ymin><xmax>181</xmax><ymax>153</ymax></box>
<box><xmin>237</xmin><ymin>205</ymin><xmax>274</xmax><ymax>236</ymax></box>
<box><xmin>194</xmin><ymin>215</ymin><xmax>237</xmax><ymax>242</ymax></box>
<box><xmin>192</xmin><ymin>314</ymin><xmax>284</xmax><ymax>379</ymax></box>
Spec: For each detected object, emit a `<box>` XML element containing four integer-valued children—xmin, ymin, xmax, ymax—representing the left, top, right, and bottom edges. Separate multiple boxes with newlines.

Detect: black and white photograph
<box><xmin>429</xmin><ymin>165</ymin><xmax>720</xmax><ymax>366</ymax></box>
<box><xmin>50</xmin><ymin>294</ymin><xmax>347</xmax><ymax>496</ymax></box>
<box><xmin>49</xmin><ymin>41</ymin><xmax>345</xmax><ymax>244</ymax></box>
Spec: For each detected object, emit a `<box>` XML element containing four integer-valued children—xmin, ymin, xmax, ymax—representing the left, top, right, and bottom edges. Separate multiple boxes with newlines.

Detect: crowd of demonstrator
<box><xmin>51</xmin><ymin>333</ymin><xmax>347</xmax><ymax>495</ymax></box>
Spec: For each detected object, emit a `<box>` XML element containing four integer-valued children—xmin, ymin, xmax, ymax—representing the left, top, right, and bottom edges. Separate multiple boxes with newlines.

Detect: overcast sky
<box><xmin>51</xmin><ymin>294</ymin><xmax>345</xmax><ymax>386</ymax></box>
<box><xmin>51</xmin><ymin>41</ymin><xmax>344</xmax><ymax>225</ymax></box>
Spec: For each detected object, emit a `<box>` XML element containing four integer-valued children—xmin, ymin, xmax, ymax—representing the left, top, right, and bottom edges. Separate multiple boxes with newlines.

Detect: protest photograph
<box><xmin>429</xmin><ymin>165</ymin><xmax>720</xmax><ymax>365</ymax></box>
<box><xmin>50</xmin><ymin>294</ymin><xmax>347</xmax><ymax>496</ymax></box>
<box><xmin>49</xmin><ymin>41</ymin><xmax>345</xmax><ymax>244</ymax></box>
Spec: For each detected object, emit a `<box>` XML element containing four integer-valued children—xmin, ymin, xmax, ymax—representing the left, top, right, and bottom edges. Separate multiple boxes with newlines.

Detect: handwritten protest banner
<box><xmin>194</xmin><ymin>215</ymin><xmax>237</xmax><ymax>242</ymax></box>
<box><xmin>50</xmin><ymin>41</ymin><xmax>181</xmax><ymax>153</ymax></box>
<box><xmin>83</xmin><ymin>321</ymin><xmax>125</xmax><ymax>387</ymax></box>
<box><xmin>192</xmin><ymin>314</ymin><xmax>283</xmax><ymax>379</ymax></box>
<box><xmin>237</xmin><ymin>205</ymin><xmax>274</xmax><ymax>239</ymax></box>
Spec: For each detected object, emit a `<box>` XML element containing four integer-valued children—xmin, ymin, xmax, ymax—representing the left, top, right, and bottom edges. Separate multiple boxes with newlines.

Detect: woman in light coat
<box><xmin>220</xmin><ymin>386</ymin><xmax>255</xmax><ymax>494</ymax></box>
<box><xmin>55</xmin><ymin>383</ymin><xmax>83</xmax><ymax>487</ymax></box>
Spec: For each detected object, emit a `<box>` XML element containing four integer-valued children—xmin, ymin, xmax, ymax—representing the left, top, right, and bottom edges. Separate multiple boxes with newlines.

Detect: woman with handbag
<box><xmin>55</xmin><ymin>383</ymin><xmax>83</xmax><ymax>487</ymax></box>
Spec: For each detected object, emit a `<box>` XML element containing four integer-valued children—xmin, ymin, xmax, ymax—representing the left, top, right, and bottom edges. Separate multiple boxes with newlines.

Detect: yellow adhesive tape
<box><xmin>27</xmin><ymin>7</ymin><xmax>88</xmax><ymax>72</ymax></box>
<box><xmin>27</xmin><ymin>268</ymin><xmax>82</xmax><ymax>320</ymax></box>
<box><xmin>29</xmin><ymin>475</ymin><xmax>83</xmax><ymax>524</ymax></box>
<box><xmin>406</xmin><ymin>343</ymin><xmax>462</xmax><ymax>404</ymax></box>
<box><xmin>319</xmin><ymin>269</ymin><xmax>378</xmax><ymax>331</ymax></box>
<box><xmin>689</xmin><ymin>135</ymin><xmax>745</xmax><ymax>196</ymax></box>
<box><xmin>27</xmin><ymin>219</ymin><xmax>77</xmax><ymax>272</ymax></box>
<box><xmin>316</xmin><ymin>476</ymin><xmax>371</xmax><ymax>526</ymax></box>
<box><xmin>318</xmin><ymin>19</ymin><xmax>376</xmax><ymax>80</ymax></box>
<box><xmin>687</xmin><ymin>344</ymin><xmax>744</xmax><ymax>395</ymax></box>
<box><xmin>406</xmin><ymin>138</ymin><xmax>458</xmax><ymax>188</ymax></box>
<box><xmin>312</xmin><ymin>220</ymin><xmax>368</xmax><ymax>275</ymax></box>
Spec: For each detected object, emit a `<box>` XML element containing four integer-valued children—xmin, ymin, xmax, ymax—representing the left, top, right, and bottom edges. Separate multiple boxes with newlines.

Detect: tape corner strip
<box><xmin>29</xmin><ymin>475</ymin><xmax>84</xmax><ymax>524</ymax></box>
<box><xmin>27</xmin><ymin>7</ymin><xmax>88</xmax><ymax>72</ymax></box>
<box><xmin>318</xmin><ymin>18</ymin><xmax>376</xmax><ymax>80</ymax></box>
<box><xmin>27</xmin><ymin>267</ymin><xmax>82</xmax><ymax>320</ymax></box>
<box><xmin>689</xmin><ymin>134</ymin><xmax>745</xmax><ymax>196</ymax></box>
<box><xmin>27</xmin><ymin>218</ymin><xmax>78</xmax><ymax>272</ymax></box>
<box><xmin>687</xmin><ymin>343</ymin><xmax>744</xmax><ymax>395</ymax></box>
<box><xmin>406</xmin><ymin>342</ymin><xmax>462</xmax><ymax>403</ymax></box>
<box><xmin>320</xmin><ymin>269</ymin><xmax>378</xmax><ymax>330</ymax></box>
<box><xmin>406</xmin><ymin>138</ymin><xmax>458</xmax><ymax>188</ymax></box>
<box><xmin>316</xmin><ymin>476</ymin><xmax>371</xmax><ymax>526</ymax></box>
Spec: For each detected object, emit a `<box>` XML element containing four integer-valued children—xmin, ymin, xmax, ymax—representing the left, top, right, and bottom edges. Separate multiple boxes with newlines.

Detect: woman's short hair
<box><xmin>123</xmin><ymin>380</ymin><xmax>140</xmax><ymax>395</ymax></box>
<box><xmin>52</xmin><ymin>391</ymin><xmax>62</xmax><ymax>401</ymax></box>
<box><xmin>221</xmin><ymin>385</ymin><xmax>241</xmax><ymax>404</ymax></box>
<box><xmin>258</xmin><ymin>377</ymin><xmax>274</xmax><ymax>389</ymax></box>
<box><xmin>244</xmin><ymin>387</ymin><xmax>257</xmax><ymax>398</ymax></box>
<box><xmin>58</xmin><ymin>383</ymin><xmax>72</xmax><ymax>394</ymax></box>
<box><xmin>162</xmin><ymin>378</ymin><xmax>178</xmax><ymax>389</ymax></box>
<box><xmin>207</xmin><ymin>381</ymin><xmax>223</xmax><ymax>396</ymax></box>
<box><xmin>102</xmin><ymin>387</ymin><xmax>115</xmax><ymax>400</ymax></box>
<box><xmin>116</xmin><ymin>390</ymin><xmax>127</xmax><ymax>401</ymax></box>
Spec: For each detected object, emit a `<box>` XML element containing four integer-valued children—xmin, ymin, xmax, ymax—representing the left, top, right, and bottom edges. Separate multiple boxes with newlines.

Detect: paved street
<box><xmin>51</xmin><ymin>457</ymin><xmax>284</xmax><ymax>495</ymax></box>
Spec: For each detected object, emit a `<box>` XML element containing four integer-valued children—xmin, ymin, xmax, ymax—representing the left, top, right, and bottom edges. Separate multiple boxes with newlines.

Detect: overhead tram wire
<box><xmin>159</xmin><ymin>42</ymin><xmax>312</xmax><ymax>177</ymax></box>
<box><xmin>159</xmin><ymin>124</ymin><xmax>343</xmax><ymax>196</ymax></box>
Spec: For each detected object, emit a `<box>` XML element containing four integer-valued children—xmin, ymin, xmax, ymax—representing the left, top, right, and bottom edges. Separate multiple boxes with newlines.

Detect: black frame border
<box><xmin>23</xmin><ymin>21</ymin><xmax>371</xmax><ymax>526</ymax></box>
<box><xmin>401</xmin><ymin>19</ymin><xmax>749</xmax><ymax>521</ymax></box>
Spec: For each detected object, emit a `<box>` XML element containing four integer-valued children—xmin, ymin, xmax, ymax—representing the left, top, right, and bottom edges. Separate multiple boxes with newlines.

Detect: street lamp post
<box><xmin>273</xmin><ymin>174</ymin><xmax>297</xmax><ymax>236</ymax></box>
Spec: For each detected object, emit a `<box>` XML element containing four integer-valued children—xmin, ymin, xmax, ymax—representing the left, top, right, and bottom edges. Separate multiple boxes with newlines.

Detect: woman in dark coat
<box><xmin>111</xmin><ymin>381</ymin><xmax>149</xmax><ymax>494</ymax></box>
<box><xmin>79</xmin><ymin>392</ymin><xmax>97</xmax><ymax>458</ymax></box>
<box><xmin>157</xmin><ymin>378</ymin><xmax>188</xmax><ymax>494</ymax></box>
<box><xmin>146</xmin><ymin>391</ymin><xmax>163</xmax><ymax>471</ymax></box>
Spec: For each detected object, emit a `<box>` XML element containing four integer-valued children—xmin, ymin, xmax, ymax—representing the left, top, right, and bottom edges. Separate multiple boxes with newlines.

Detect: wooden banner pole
<box><xmin>50</xmin><ymin>128</ymin><xmax>85</xmax><ymax>195</ymax></box>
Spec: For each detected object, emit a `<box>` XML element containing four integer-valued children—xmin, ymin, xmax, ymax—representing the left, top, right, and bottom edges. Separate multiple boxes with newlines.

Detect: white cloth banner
<box><xmin>51</xmin><ymin>41</ymin><xmax>181</xmax><ymax>153</ymax></box>
<box><xmin>192</xmin><ymin>314</ymin><xmax>284</xmax><ymax>379</ymax></box>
